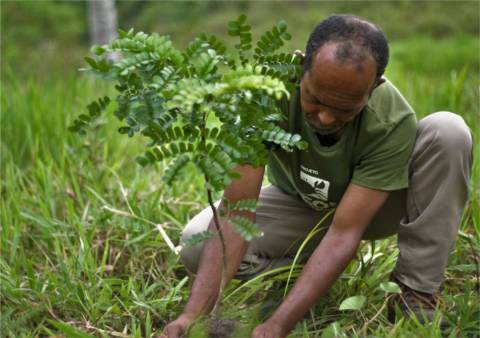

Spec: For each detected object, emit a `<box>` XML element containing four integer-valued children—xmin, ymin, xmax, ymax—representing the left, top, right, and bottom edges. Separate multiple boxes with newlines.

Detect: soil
<box><xmin>207</xmin><ymin>316</ymin><xmax>238</xmax><ymax>338</ymax></box>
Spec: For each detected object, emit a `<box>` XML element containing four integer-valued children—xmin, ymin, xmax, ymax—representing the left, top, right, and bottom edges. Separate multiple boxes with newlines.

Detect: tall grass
<box><xmin>1</xmin><ymin>36</ymin><xmax>478</xmax><ymax>337</ymax></box>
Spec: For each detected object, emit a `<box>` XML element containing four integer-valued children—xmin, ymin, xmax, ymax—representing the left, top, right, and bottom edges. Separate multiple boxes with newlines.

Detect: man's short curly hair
<box><xmin>304</xmin><ymin>15</ymin><xmax>389</xmax><ymax>78</ymax></box>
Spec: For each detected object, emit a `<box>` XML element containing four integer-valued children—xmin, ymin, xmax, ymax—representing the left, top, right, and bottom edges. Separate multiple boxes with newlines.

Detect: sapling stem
<box><xmin>206</xmin><ymin>185</ymin><xmax>229</xmax><ymax>315</ymax></box>
<box><xmin>200</xmin><ymin>110</ymin><xmax>228</xmax><ymax>314</ymax></box>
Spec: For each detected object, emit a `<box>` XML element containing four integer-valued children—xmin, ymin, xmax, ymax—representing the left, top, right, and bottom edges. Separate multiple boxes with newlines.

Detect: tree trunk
<box><xmin>88</xmin><ymin>0</ymin><xmax>119</xmax><ymax>60</ymax></box>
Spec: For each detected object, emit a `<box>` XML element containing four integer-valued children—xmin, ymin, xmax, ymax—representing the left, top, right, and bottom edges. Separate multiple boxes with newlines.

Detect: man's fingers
<box><xmin>157</xmin><ymin>329</ymin><xmax>170</xmax><ymax>338</ymax></box>
<box><xmin>158</xmin><ymin>325</ymin><xmax>182</xmax><ymax>338</ymax></box>
<box><xmin>169</xmin><ymin>327</ymin><xmax>182</xmax><ymax>338</ymax></box>
<box><xmin>251</xmin><ymin>327</ymin><xmax>265</xmax><ymax>338</ymax></box>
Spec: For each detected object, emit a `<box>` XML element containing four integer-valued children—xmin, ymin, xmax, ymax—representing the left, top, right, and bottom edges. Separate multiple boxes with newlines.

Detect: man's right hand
<box><xmin>158</xmin><ymin>314</ymin><xmax>193</xmax><ymax>338</ymax></box>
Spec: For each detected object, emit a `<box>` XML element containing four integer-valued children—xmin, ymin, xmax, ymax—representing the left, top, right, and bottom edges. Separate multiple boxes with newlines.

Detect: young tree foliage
<box><xmin>70</xmin><ymin>15</ymin><xmax>307</xmax><ymax>245</ymax></box>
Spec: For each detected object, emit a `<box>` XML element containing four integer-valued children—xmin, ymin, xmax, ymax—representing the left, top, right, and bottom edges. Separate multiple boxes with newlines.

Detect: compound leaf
<box><xmin>231</xmin><ymin>215</ymin><xmax>263</xmax><ymax>241</ymax></box>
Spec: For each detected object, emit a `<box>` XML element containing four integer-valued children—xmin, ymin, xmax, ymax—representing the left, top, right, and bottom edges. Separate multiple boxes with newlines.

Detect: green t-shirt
<box><xmin>267</xmin><ymin>79</ymin><xmax>417</xmax><ymax>210</ymax></box>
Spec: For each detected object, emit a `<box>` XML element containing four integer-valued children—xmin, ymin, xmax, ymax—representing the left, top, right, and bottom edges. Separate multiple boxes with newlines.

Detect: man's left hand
<box><xmin>251</xmin><ymin>320</ymin><xmax>287</xmax><ymax>338</ymax></box>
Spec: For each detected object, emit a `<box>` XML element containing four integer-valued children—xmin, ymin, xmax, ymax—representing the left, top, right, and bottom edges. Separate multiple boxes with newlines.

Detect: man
<box><xmin>161</xmin><ymin>15</ymin><xmax>472</xmax><ymax>337</ymax></box>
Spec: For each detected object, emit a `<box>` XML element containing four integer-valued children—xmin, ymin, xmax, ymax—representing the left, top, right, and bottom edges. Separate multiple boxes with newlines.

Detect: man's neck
<box><xmin>316</xmin><ymin>128</ymin><xmax>344</xmax><ymax>147</ymax></box>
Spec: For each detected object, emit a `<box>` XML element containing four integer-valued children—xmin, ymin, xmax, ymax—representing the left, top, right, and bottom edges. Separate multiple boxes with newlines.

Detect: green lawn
<box><xmin>1</xmin><ymin>35</ymin><xmax>479</xmax><ymax>337</ymax></box>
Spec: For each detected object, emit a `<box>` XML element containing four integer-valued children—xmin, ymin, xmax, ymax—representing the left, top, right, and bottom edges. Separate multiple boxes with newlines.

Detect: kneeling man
<box><xmin>162</xmin><ymin>14</ymin><xmax>473</xmax><ymax>338</ymax></box>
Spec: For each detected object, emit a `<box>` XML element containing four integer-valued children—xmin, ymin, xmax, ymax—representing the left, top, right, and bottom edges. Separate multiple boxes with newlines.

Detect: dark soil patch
<box><xmin>207</xmin><ymin>316</ymin><xmax>238</xmax><ymax>338</ymax></box>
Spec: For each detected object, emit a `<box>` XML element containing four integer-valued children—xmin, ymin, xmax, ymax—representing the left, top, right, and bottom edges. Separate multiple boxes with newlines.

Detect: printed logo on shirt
<box><xmin>299</xmin><ymin>165</ymin><xmax>337</xmax><ymax>210</ymax></box>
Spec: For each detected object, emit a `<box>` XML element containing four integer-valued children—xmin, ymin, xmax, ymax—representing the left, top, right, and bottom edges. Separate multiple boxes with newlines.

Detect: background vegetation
<box><xmin>1</xmin><ymin>1</ymin><xmax>479</xmax><ymax>337</ymax></box>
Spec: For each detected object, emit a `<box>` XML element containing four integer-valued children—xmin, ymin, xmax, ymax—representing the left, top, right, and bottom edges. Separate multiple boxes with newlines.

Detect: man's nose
<box><xmin>315</xmin><ymin>109</ymin><xmax>336</xmax><ymax>126</ymax></box>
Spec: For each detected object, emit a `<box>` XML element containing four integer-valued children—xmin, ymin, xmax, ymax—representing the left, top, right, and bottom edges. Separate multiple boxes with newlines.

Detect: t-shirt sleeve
<box><xmin>351</xmin><ymin>113</ymin><xmax>417</xmax><ymax>191</ymax></box>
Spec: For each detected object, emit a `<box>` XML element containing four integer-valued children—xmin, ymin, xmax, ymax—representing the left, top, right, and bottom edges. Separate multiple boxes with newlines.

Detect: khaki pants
<box><xmin>180</xmin><ymin>112</ymin><xmax>473</xmax><ymax>293</ymax></box>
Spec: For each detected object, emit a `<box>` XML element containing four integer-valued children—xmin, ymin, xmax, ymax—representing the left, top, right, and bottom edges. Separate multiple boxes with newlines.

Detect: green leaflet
<box><xmin>231</xmin><ymin>215</ymin><xmax>263</xmax><ymax>241</ymax></box>
<box><xmin>194</xmin><ymin>153</ymin><xmax>232</xmax><ymax>192</ymax></box>
<box><xmin>163</xmin><ymin>154</ymin><xmax>191</xmax><ymax>185</ymax></box>
<box><xmin>198</xmin><ymin>33</ymin><xmax>227</xmax><ymax>56</ymax></box>
<box><xmin>68</xmin><ymin>96</ymin><xmax>110</xmax><ymax>134</ymax></box>
<box><xmin>228</xmin><ymin>14</ymin><xmax>252</xmax><ymax>65</ymax></box>
<box><xmin>254</xmin><ymin>20</ymin><xmax>292</xmax><ymax>56</ymax></box>
<box><xmin>182</xmin><ymin>230</ymin><xmax>216</xmax><ymax>248</ymax></box>
<box><xmin>222</xmin><ymin>198</ymin><xmax>258</xmax><ymax>212</ymax></box>
<box><xmin>261</xmin><ymin>124</ymin><xmax>308</xmax><ymax>151</ymax></box>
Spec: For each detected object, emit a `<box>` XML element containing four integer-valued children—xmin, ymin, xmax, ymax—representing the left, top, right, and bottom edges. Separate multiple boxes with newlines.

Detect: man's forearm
<box><xmin>182</xmin><ymin>211</ymin><xmax>251</xmax><ymax>318</ymax></box>
<box><xmin>269</xmin><ymin>227</ymin><xmax>362</xmax><ymax>334</ymax></box>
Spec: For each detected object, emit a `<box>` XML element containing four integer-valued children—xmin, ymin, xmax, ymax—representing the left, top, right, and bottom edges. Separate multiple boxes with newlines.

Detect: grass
<box><xmin>1</xmin><ymin>34</ymin><xmax>479</xmax><ymax>337</ymax></box>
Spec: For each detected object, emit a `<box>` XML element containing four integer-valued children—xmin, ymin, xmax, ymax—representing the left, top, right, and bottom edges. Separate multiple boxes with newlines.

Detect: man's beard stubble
<box><xmin>305</xmin><ymin>119</ymin><xmax>345</xmax><ymax>146</ymax></box>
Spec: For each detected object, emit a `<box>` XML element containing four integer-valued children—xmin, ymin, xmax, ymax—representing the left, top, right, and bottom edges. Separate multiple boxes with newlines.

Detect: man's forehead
<box><xmin>307</xmin><ymin>44</ymin><xmax>377</xmax><ymax>93</ymax></box>
<box><xmin>312</xmin><ymin>42</ymin><xmax>376</xmax><ymax>73</ymax></box>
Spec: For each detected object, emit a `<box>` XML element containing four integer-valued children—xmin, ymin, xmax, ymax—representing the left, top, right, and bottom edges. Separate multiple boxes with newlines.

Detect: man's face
<box><xmin>300</xmin><ymin>43</ymin><xmax>379</xmax><ymax>136</ymax></box>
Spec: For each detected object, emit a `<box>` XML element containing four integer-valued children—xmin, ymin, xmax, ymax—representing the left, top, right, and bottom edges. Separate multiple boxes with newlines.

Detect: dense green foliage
<box><xmin>1</xmin><ymin>3</ymin><xmax>479</xmax><ymax>337</ymax></box>
<box><xmin>69</xmin><ymin>16</ymin><xmax>306</xmax><ymax>243</ymax></box>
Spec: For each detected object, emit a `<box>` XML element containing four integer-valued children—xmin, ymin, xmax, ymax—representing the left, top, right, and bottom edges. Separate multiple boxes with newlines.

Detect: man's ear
<box><xmin>294</xmin><ymin>49</ymin><xmax>305</xmax><ymax>66</ymax></box>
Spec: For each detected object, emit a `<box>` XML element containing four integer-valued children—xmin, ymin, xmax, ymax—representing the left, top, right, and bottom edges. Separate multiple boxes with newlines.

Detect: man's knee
<box><xmin>179</xmin><ymin>244</ymin><xmax>201</xmax><ymax>274</ymax></box>
<box><xmin>418</xmin><ymin>111</ymin><xmax>473</xmax><ymax>155</ymax></box>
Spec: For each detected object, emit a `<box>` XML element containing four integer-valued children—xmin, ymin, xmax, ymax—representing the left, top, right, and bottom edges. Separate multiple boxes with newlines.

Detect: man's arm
<box><xmin>183</xmin><ymin>164</ymin><xmax>265</xmax><ymax>316</ymax></box>
<box><xmin>254</xmin><ymin>183</ymin><xmax>389</xmax><ymax>337</ymax></box>
<box><xmin>160</xmin><ymin>164</ymin><xmax>265</xmax><ymax>338</ymax></box>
